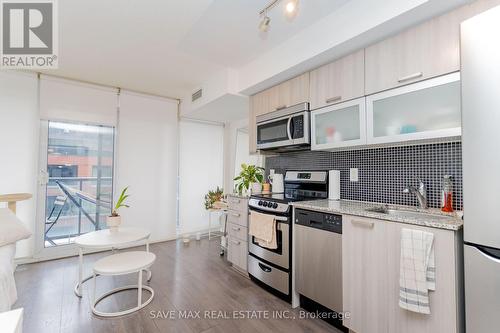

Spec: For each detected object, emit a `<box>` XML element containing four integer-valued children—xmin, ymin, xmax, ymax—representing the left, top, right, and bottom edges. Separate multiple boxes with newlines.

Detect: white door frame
<box><xmin>34</xmin><ymin>120</ymin><xmax>117</xmax><ymax>260</ymax></box>
<box><xmin>34</xmin><ymin>120</ymin><xmax>81</xmax><ymax>259</ymax></box>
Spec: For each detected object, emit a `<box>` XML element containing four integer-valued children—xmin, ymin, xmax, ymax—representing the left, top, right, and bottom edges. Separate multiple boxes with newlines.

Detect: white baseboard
<box><xmin>14</xmin><ymin>236</ymin><xmax>178</xmax><ymax>265</ymax></box>
<box><xmin>179</xmin><ymin>226</ymin><xmax>224</xmax><ymax>239</ymax></box>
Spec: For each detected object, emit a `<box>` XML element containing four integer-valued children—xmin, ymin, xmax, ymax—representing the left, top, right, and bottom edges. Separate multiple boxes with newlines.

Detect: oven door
<box><xmin>248</xmin><ymin>211</ymin><xmax>290</xmax><ymax>270</ymax></box>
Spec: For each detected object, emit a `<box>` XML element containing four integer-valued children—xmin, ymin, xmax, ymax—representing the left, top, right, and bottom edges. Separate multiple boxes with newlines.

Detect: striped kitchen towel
<box><xmin>399</xmin><ymin>228</ymin><xmax>435</xmax><ymax>314</ymax></box>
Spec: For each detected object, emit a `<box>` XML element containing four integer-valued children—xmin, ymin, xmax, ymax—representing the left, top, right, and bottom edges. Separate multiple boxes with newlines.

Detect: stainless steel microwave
<box><xmin>256</xmin><ymin>102</ymin><xmax>310</xmax><ymax>151</ymax></box>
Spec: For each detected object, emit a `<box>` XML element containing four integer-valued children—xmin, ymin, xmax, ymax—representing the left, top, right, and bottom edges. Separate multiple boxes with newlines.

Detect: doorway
<box><xmin>37</xmin><ymin>120</ymin><xmax>114</xmax><ymax>253</ymax></box>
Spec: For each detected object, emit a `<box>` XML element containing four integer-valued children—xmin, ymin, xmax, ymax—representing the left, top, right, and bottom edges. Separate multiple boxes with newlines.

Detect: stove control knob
<box><xmin>258</xmin><ymin>200</ymin><xmax>263</xmax><ymax>206</ymax></box>
<box><xmin>272</xmin><ymin>203</ymin><xmax>278</xmax><ymax>209</ymax></box>
<box><xmin>263</xmin><ymin>201</ymin><xmax>268</xmax><ymax>207</ymax></box>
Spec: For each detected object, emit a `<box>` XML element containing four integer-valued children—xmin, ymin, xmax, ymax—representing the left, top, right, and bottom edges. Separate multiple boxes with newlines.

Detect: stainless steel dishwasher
<box><xmin>295</xmin><ymin>208</ymin><xmax>343</xmax><ymax>313</ymax></box>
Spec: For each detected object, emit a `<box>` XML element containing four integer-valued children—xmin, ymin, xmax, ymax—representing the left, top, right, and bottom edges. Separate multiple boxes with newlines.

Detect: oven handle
<box><xmin>249</xmin><ymin>209</ymin><xmax>290</xmax><ymax>223</ymax></box>
<box><xmin>287</xmin><ymin>116</ymin><xmax>292</xmax><ymax>141</ymax></box>
<box><xmin>258</xmin><ymin>263</ymin><xmax>272</xmax><ymax>273</ymax></box>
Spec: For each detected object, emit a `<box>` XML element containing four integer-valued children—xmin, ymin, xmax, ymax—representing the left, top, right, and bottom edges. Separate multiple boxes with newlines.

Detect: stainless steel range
<box><xmin>248</xmin><ymin>170</ymin><xmax>328</xmax><ymax>302</ymax></box>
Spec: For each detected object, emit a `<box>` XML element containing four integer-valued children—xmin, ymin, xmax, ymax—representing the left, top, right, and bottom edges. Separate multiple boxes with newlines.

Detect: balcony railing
<box><xmin>45</xmin><ymin>176</ymin><xmax>112</xmax><ymax>246</ymax></box>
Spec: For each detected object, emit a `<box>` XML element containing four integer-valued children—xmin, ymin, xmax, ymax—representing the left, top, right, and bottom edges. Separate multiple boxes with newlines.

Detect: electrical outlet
<box><xmin>350</xmin><ymin>168</ymin><xmax>359</xmax><ymax>182</ymax></box>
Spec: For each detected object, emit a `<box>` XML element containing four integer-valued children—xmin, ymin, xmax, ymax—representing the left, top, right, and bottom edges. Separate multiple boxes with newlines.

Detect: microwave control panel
<box><xmin>291</xmin><ymin>115</ymin><xmax>304</xmax><ymax>139</ymax></box>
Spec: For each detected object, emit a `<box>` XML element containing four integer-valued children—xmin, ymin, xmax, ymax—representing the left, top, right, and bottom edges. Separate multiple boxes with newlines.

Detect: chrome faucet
<box><xmin>403</xmin><ymin>178</ymin><xmax>428</xmax><ymax>209</ymax></box>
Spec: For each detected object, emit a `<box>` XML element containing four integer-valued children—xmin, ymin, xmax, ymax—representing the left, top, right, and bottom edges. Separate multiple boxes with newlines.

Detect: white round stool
<box><xmin>91</xmin><ymin>251</ymin><xmax>156</xmax><ymax>317</ymax></box>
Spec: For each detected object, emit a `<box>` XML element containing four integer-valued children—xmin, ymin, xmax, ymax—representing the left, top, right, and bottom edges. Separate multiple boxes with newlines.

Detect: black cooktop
<box><xmin>251</xmin><ymin>192</ymin><xmax>317</xmax><ymax>204</ymax></box>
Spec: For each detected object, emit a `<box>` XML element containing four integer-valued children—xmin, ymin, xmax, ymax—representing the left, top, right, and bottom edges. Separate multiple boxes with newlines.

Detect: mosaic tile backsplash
<box><xmin>265</xmin><ymin>142</ymin><xmax>463</xmax><ymax>210</ymax></box>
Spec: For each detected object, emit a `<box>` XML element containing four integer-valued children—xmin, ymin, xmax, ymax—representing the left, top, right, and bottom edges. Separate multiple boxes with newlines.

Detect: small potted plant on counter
<box><xmin>234</xmin><ymin>163</ymin><xmax>265</xmax><ymax>195</ymax></box>
<box><xmin>107</xmin><ymin>186</ymin><xmax>130</xmax><ymax>232</ymax></box>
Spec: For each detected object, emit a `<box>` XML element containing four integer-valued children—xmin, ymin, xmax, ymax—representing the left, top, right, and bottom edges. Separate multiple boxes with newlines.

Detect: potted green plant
<box><xmin>204</xmin><ymin>186</ymin><xmax>225</xmax><ymax>210</ymax></box>
<box><xmin>107</xmin><ymin>186</ymin><xmax>130</xmax><ymax>232</ymax></box>
<box><xmin>234</xmin><ymin>163</ymin><xmax>265</xmax><ymax>194</ymax></box>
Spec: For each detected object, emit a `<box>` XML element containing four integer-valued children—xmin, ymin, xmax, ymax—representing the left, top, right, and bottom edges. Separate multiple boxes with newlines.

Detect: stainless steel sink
<box><xmin>365</xmin><ymin>206</ymin><xmax>452</xmax><ymax>220</ymax></box>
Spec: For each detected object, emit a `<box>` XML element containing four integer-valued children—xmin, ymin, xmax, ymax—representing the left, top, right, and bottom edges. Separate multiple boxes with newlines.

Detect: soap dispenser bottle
<box><xmin>441</xmin><ymin>175</ymin><xmax>454</xmax><ymax>212</ymax></box>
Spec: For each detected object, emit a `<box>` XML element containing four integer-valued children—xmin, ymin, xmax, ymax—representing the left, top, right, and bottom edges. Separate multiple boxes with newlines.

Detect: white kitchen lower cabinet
<box><xmin>226</xmin><ymin>194</ymin><xmax>249</xmax><ymax>272</ymax></box>
<box><xmin>342</xmin><ymin>216</ymin><xmax>388</xmax><ymax>333</ymax></box>
<box><xmin>342</xmin><ymin>215</ymin><xmax>463</xmax><ymax>333</ymax></box>
<box><xmin>227</xmin><ymin>236</ymin><xmax>248</xmax><ymax>272</ymax></box>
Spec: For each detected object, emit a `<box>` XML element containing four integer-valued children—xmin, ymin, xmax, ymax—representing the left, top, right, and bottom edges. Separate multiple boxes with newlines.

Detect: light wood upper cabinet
<box><xmin>311</xmin><ymin>97</ymin><xmax>367</xmax><ymax>150</ymax></box>
<box><xmin>248</xmin><ymin>89</ymin><xmax>269</xmax><ymax>154</ymax></box>
<box><xmin>310</xmin><ymin>49</ymin><xmax>365</xmax><ymax>110</ymax></box>
<box><xmin>365</xmin><ymin>0</ymin><xmax>500</xmax><ymax>95</ymax></box>
<box><xmin>268</xmin><ymin>72</ymin><xmax>310</xmax><ymax>112</ymax></box>
<box><xmin>365</xmin><ymin>13</ymin><xmax>460</xmax><ymax>95</ymax></box>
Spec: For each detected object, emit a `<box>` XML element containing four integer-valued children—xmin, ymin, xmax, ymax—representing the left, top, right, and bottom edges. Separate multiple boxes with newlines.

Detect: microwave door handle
<box><xmin>287</xmin><ymin>117</ymin><xmax>293</xmax><ymax>140</ymax></box>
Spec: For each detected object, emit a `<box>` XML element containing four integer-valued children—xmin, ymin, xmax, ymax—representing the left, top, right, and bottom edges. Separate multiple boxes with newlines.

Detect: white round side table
<box><xmin>74</xmin><ymin>227</ymin><xmax>151</xmax><ymax>297</ymax></box>
<box><xmin>92</xmin><ymin>251</ymin><xmax>156</xmax><ymax>317</ymax></box>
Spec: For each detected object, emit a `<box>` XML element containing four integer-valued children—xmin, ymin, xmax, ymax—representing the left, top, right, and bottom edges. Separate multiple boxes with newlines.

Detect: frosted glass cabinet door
<box><xmin>366</xmin><ymin>72</ymin><xmax>461</xmax><ymax>144</ymax></box>
<box><xmin>311</xmin><ymin>97</ymin><xmax>366</xmax><ymax>150</ymax></box>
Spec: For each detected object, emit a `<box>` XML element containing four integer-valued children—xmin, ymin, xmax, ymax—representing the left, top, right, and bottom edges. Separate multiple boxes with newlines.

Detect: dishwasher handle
<box><xmin>308</xmin><ymin>219</ymin><xmax>323</xmax><ymax>226</ymax></box>
<box><xmin>295</xmin><ymin>208</ymin><xmax>342</xmax><ymax>233</ymax></box>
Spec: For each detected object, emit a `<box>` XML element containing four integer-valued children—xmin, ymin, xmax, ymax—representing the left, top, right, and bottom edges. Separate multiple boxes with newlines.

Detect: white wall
<box><xmin>178</xmin><ymin>120</ymin><xmax>224</xmax><ymax>235</ymax></box>
<box><xmin>116</xmin><ymin>91</ymin><xmax>179</xmax><ymax>242</ymax></box>
<box><xmin>180</xmin><ymin>68</ymin><xmax>240</xmax><ymax>116</ymax></box>
<box><xmin>223</xmin><ymin>118</ymin><xmax>264</xmax><ymax>193</ymax></box>
<box><xmin>0</xmin><ymin>72</ymin><xmax>39</xmax><ymax>258</ymax></box>
<box><xmin>0</xmin><ymin>76</ymin><xmax>181</xmax><ymax>260</ymax></box>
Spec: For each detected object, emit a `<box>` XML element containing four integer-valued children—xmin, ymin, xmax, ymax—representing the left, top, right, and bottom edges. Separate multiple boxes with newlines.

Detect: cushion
<box><xmin>0</xmin><ymin>208</ymin><xmax>31</xmax><ymax>247</ymax></box>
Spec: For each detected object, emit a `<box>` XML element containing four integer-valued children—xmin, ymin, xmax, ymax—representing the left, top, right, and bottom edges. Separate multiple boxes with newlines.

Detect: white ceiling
<box><xmin>42</xmin><ymin>0</ymin><xmax>351</xmax><ymax>98</ymax></box>
<box><xmin>180</xmin><ymin>0</ymin><xmax>350</xmax><ymax>67</ymax></box>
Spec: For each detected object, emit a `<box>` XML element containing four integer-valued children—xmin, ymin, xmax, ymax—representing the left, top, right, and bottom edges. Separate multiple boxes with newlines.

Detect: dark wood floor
<box><xmin>14</xmin><ymin>238</ymin><xmax>341</xmax><ymax>333</ymax></box>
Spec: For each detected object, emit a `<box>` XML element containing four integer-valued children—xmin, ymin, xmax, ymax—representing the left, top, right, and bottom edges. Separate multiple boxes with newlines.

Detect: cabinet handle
<box><xmin>232</xmin><ymin>226</ymin><xmax>241</xmax><ymax>231</ymax></box>
<box><xmin>276</xmin><ymin>105</ymin><xmax>287</xmax><ymax>110</ymax></box>
<box><xmin>230</xmin><ymin>212</ymin><xmax>241</xmax><ymax>217</ymax></box>
<box><xmin>351</xmin><ymin>220</ymin><xmax>374</xmax><ymax>228</ymax></box>
<box><xmin>325</xmin><ymin>96</ymin><xmax>342</xmax><ymax>104</ymax></box>
<box><xmin>230</xmin><ymin>239</ymin><xmax>240</xmax><ymax>245</ymax></box>
<box><xmin>397</xmin><ymin>72</ymin><xmax>423</xmax><ymax>83</ymax></box>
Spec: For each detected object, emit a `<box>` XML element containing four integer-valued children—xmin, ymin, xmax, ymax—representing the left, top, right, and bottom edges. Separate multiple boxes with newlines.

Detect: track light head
<box><xmin>259</xmin><ymin>15</ymin><xmax>271</xmax><ymax>32</ymax></box>
<box><xmin>257</xmin><ymin>0</ymin><xmax>299</xmax><ymax>32</ymax></box>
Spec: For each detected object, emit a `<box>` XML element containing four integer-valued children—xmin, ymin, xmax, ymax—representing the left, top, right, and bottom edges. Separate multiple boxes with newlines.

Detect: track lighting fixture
<box><xmin>258</xmin><ymin>0</ymin><xmax>299</xmax><ymax>32</ymax></box>
<box><xmin>259</xmin><ymin>14</ymin><xmax>271</xmax><ymax>32</ymax></box>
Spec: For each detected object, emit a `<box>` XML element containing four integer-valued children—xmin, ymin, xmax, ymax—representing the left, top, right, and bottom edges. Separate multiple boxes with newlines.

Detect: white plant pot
<box><xmin>106</xmin><ymin>215</ymin><xmax>122</xmax><ymax>233</ymax></box>
<box><xmin>251</xmin><ymin>182</ymin><xmax>262</xmax><ymax>194</ymax></box>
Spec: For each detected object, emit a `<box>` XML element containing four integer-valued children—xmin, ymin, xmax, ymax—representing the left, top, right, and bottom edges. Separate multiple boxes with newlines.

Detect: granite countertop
<box><xmin>292</xmin><ymin>199</ymin><xmax>463</xmax><ymax>231</ymax></box>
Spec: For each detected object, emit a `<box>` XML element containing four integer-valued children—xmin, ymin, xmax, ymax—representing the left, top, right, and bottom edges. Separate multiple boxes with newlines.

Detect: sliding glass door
<box><xmin>39</xmin><ymin>120</ymin><xmax>114</xmax><ymax>248</ymax></box>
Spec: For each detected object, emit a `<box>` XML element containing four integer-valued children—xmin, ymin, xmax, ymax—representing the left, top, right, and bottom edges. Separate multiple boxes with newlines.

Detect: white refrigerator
<box><xmin>462</xmin><ymin>5</ymin><xmax>500</xmax><ymax>333</ymax></box>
